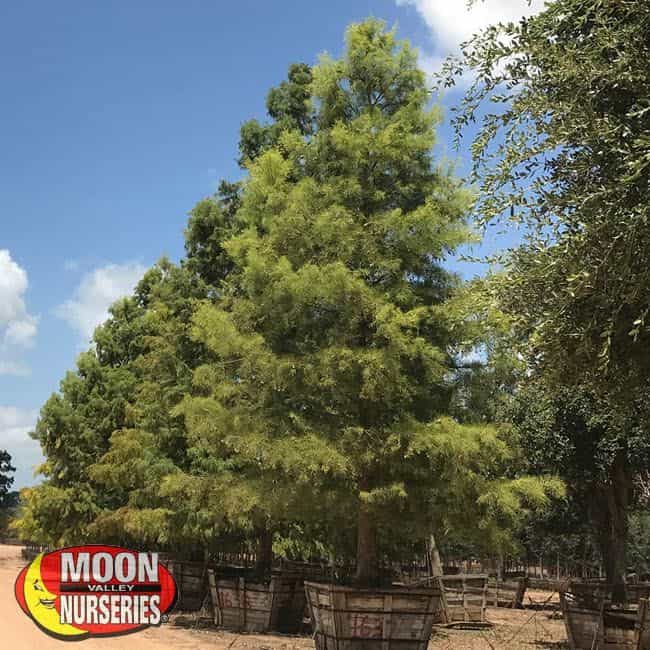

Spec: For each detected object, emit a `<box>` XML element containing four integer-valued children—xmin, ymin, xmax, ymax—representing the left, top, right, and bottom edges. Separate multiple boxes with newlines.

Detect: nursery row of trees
<box><xmin>16</xmin><ymin>1</ymin><xmax>650</xmax><ymax>596</ymax></box>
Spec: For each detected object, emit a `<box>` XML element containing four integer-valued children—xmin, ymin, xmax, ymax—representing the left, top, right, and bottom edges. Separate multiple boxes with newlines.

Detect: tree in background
<box><xmin>447</xmin><ymin>0</ymin><xmax>650</xmax><ymax>599</ymax></box>
<box><xmin>0</xmin><ymin>451</ymin><xmax>16</xmax><ymax>537</ymax></box>
<box><xmin>184</xmin><ymin>62</ymin><xmax>314</xmax><ymax>289</ymax></box>
<box><xmin>0</xmin><ymin>450</ymin><xmax>14</xmax><ymax>499</ymax></box>
<box><xmin>86</xmin><ymin>261</ymin><xmax>214</xmax><ymax>554</ymax></box>
<box><xmin>15</xmin><ymin>260</ymin><xmax>211</xmax><ymax>548</ymax></box>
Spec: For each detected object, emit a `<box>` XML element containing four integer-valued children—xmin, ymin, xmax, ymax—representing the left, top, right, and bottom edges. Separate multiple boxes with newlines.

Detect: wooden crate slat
<box><xmin>484</xmin><ymin>577</ymin><xmax>527</xmax><ymax>608</ymax></box>
<box><xmin>440</xmin><ymin>575</ymin><xmax>487</xmax><ymax>622</ymax></box>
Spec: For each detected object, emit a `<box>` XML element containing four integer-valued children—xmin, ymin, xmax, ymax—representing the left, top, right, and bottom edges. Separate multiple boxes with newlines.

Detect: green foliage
<box><xmin>17</xmin><ymin>260</ymin><xmax>211</xmax><ymax>548</ymax></box>
<box><xmin>0</xmin><ymin>491</ymin><xmax>18</xmax><ymax>539</ymax></box>
<box><xmin>0</xmin><ymin>452</ymin><xmax>16</xmax><ymax>537</ymax></box>
<box><xmin>0</xmin><ymin>450</ymin><xmax>14</xmax><ymax>502</ymax></box>
<box><xmin>14</xmin><ymin>484</ymin><xmax>101</xmax><ymax>547</ymax></box>
<box><xmin>447</xmin><ymin>0</ymin><xmax>650</xmax><ymax>591</ymax></box>
<box><xmin>446</xmin><ymin>0</ymin><xmax>650</xmax><ymax>396</ymax></box>
<box><xmin>184</xmin><ymin>184</ymin><xmax>242</xmax><ymax>288</ymax></box>
<box><xmin>238</xmin><ymin>63</ymin><xmax>313</xmax><ymax>166</ymax></box>
<box><xmin>629</xmin><ymin>511</ymin><xmax>650</xmax><ymax>576</ymax></box>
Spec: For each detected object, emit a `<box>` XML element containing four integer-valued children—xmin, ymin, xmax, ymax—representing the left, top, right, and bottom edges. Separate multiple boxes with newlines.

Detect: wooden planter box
<box><xmin>569</xmin><ymin>580</ymin><xmax>615</xmax><ymax>609</ymax></box>
<box><xmin>486</xmin><ymin>577</ymin><xmax>527</xmax><ymax>608</ymax></box>
<box><xmin>167</xmin><ymin>560</ymin><xmax>262</xmax><ymax>613</ymax></box>
<box><xmin>277</xmin><ymin>564</ymin><xmax>330</xmax><ymax>633</ymax></box>
<box><xmin>164</xmin><ymin>560</ymin><xmax>208</xmax><ymax>612</ymax></box>
<box><xmin>631</xmin><ymin>588</ymin><xmax>650</xmax><ymax>605</ymax></box>
<box><xmin>213</xmin><ymin>572</ymin><xmax>310</xmax><ymax>633</ymax></box>
<box><xmin>21</xmin><ymin>544</ymin><xmax>48</xmax><ymax>562</ymax></box>
<box><xmin>570</xmin><ymin>581</ymin><xmax>650</xmax><ymax>607</ymax></box>
<box><xmin>439</xmin><ymin>575</ymin><xmax>487</xmax><ymax>622</ymax></box>
<box><xmin>560</xmin><ymin>592</ymin><xmax>650</xmax><ymax>649</ymax></box>
<box><xmin>638</xmin><ymin>600</ymin><xmax>650</xmax><ymax>650</ymax></box>
<box><xmin>305</xmin><ymin>581</ymin><xmax>445</xmax><ymax>650</ymax></box>
<box><xmin>166</xmin><ymin>560</ymin><xmax>209</xmax><ymax>611</ymax></box>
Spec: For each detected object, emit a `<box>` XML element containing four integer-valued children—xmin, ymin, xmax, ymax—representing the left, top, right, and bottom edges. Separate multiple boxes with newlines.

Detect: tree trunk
<box><xmin>592</xmin><ymin>452</ymin><xmax>631</xmax><ymax>603</ymax></box>
<box><xmin>426</xmin><ymin>531</ymin><xmax>443</xmax><ymax>578</ymax></box>
<box><xmin>255</xmin><ymin>527</ymin><xmax>274</xmax><ymax>576</ymax></box>
<box><xmin>355</xmin><ymin>497</ymin><xmax>379</xmax><ymax>587</ymax></box>
<box><xmin>498</xmin><ymin>554</ymin><xmax>507</xmax><ymax>581</ymax></box>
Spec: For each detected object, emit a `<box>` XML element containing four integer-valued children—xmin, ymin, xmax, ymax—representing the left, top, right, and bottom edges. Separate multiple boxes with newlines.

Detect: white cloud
<box><xmin>397</xmin><ymin>0</ymin><xmax>546</xmax><ymax>78</ymax></box>
<box><xmin>55</xmin><ymin>262</ymin><xmax>146</xmax><ymax>341</ymax></box>
<box><xmin>0</xmin><ymin>251</ymin><xmax>28</xmax><ymax>322</ymax></box>
<box><xmin>5</xmin><ymin>314</ymin><xmax>38</xmax><ymax>347</ymax></box>
<box><xmin>0</xmin><ymin>406</ymin><xmax>41</xmax><ymax>489</ymax></box>
<box><xmin>0</xmin><ymin>250</ymin><xmax>38</xmax><ymax>346</ymax></box>
<box><xmin>418</xmin><ymin>52</ymin><xmax>447</xmax><ymax>81</ymax></box>
<box><xmin>0</xmin><ymin>250</ymin><xmax>38</xmax><ymax>374</ymax></box>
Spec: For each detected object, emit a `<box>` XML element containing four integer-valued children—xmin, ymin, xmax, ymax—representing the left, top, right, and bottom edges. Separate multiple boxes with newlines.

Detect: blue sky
<box><xmin>0</xmin><ymin>0</ymin><xmax>545</xmax><ymax>488</ymax></box>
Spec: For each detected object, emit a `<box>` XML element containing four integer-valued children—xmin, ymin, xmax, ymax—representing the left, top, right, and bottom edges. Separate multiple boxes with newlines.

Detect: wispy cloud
<box><xmin>55</xmin><ymin>262</ymin><xmax>146</xmax><ymax>341</ymax></box>
<box><xmin>397</xmin><ymin>0</ymin><xmax>546</xmax><ymax>81</ymax></box>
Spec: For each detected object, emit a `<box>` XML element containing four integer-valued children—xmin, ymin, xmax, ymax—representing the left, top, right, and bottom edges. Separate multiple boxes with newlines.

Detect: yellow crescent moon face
<box><xmin>23</xmin><ymin>553</ymin><xmax>85</xmax><ymax>638</ymax></box>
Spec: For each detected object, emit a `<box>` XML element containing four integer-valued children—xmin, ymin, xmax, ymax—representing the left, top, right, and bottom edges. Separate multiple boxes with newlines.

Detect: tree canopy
<box><xmin>446</xmin><ymin>0</ymin><xmax>650</xmax><ymax>596</ymax></box>
<box><xmin>175</xmin><ymin>19</ymin><xmax>561</xmax><ymax>584</ymax></box>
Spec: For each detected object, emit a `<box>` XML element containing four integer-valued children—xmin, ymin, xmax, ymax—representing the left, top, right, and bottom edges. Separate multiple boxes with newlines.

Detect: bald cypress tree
<box><xmin>180</xmin><ymin>20</ymin><xmax>560</xmax><ymax>585</ymax></box>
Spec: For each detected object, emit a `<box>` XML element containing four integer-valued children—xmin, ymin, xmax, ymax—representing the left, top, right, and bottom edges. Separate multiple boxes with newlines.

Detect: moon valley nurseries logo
<box><xmin>14</xmin><ymin>545</ymin><xmax>177</xmax><ymax>641</ymax></box>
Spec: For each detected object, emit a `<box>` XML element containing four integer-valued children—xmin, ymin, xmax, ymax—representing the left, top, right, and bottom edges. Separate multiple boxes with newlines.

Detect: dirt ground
<box><xmin>0</xmin><ymin>544</ymin><xmax>569</xmax><ymax>649</ymax></box>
